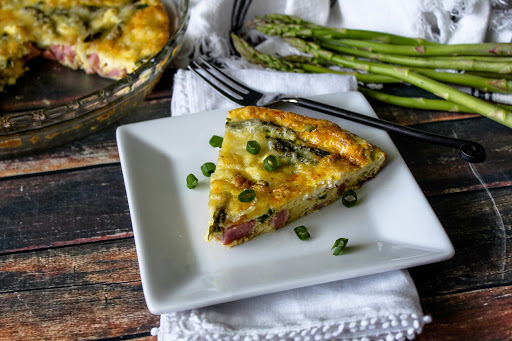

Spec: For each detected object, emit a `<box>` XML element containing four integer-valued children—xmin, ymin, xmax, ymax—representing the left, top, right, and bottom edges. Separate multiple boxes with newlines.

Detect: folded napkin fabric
<box><xmin>156</xmin><ymin>270</ymin><xmax>431</xmax><ymax>341</ymax></box>
<box><xmin>170</xmin><ymin>69</ymin><xmax>357</xmax><ymax>116</ymax></box>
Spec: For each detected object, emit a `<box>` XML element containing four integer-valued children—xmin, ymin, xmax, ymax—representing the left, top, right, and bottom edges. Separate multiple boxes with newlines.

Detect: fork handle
<box><xmin>282</xmin><ymin>97</ymin><xmax>486</xmax><ymax>163</ymax></box>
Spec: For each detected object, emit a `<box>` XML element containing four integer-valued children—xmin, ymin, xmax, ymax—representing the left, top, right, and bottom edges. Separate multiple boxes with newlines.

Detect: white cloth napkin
<box><xmin>155</xmin><ymin>271</ymin><xmax>431</xmax><ymax>341</ymax></box>
<box><xmin>171</xmin><ymin>69</ymin><xmax>357</xmax><ymax>115</ymax></box>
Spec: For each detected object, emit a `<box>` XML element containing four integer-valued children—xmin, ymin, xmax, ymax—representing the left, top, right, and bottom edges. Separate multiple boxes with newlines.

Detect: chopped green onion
<box><xmin>342</xmin><ymin>190</ymin><xmax>357</xmax><ymax>207</ymax></box>
<box><xmin>294</xmin><ymin>226</ymin><xmax>310</xmax><ymax>240</ymax></box>
<box><xmin>331</xmin><ymin>238</ymin><xmax>349</xmax><ymax>255</ymax></box>
<box><xmin>238</xmin><ymin>189</ymin><xmax>256</xmax><ymax>202</ymax></box>
<box><xmin>246</xmin><ymin>140</ymin><xmax>261</xmax><ymax>155</ymax></box>
<box><xmin>209</xmin><ymin>135</ymin><xmax>223</xmax><ymax>148</ymax></box>
<box><xmin>186</xmin><ymin>174</ymin><xmax>198</xmax><ymax>189</ymax></box>
<box><xmin>263</xmin><ymin>155</ymin><xmax>280</xmax><ymax>171</ymax></box>
<box><xmin>201</xmin><ymin>162</ymin><xmax>216</xmax><ymax>177</ymax></box>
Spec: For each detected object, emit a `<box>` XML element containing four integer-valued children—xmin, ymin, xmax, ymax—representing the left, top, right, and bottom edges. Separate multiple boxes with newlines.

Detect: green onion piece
<box><xmin>201</xmin><ymin>162</ymin><xmax>216</xmax><ymax>177</ymax></box>
<box><xmin>263</xmin><ymin>155</ymin><xmax>280</xmax><ymax>171</ymax></box>
<box><xmin>186</xmin><ymin>174</ymin><xmax>198</xmax><ymax>189</ymax></box>
<box><xmin>246</xmin><ymin>140</ymin><xmax>261</xmax><ymax>155</ymax></box>
<box><xmin>294</xmin><ymin>226</ymin><xmax>311</xmax><ymax>241</ymax></box>
<box><xmin>331</xmin><ymin>238</ymin><xmax>349</xmax><ymax>255</ymax></box>
<box><xmin>342</xmin><ymin>190</ymin><xmax>357</xmax><ymax>207</ymax></box>
<box><xmin>238</xmin><ymin>189</ymin><xmax>256</xmax><ymax>202</ymax></box>
<box><xmin>209</xmin><ymin>135</ymin><xmax>223</xmax><ymax>148</ymax></box>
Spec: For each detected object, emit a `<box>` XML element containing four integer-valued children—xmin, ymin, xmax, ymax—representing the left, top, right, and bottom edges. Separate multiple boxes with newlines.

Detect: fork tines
<box><xmin>187</xmin><ymin>58</ymin><xmax>259</xmax><ymax>106</ymax></box>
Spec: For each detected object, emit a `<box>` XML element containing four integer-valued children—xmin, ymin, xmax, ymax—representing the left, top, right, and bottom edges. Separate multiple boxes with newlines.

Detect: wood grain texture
<box><xmin>0</xmin><ymin>239</ymin><xmax>140</xmax><ymax>292</ymax></box>
<box><xmin>418</xmin><ymin>285</ymin><xmax>512</xmax><ymax>341</ymax></box>
<box><xmin>0</xmin><ymin>281</ymin><xmax>158</xmax><ymax>340</ymax></box>
<box><xmin>0</xmin><ymin>239</ymin><xmax>159</xmax><ymax>341</ymax></box>
<box><xmin>0</xmin><ymin>165</ymin><xmax>132</xmax><ymax>254</ymax></box>
<box><xmin>382</xmin><ymin>117</ymin><xmax>512</xmax><ymax>196</ymax></box>
<box><xmin>410</xmin><ymin>186</ymin><xmax>512</xmax><ymax>295</ymax></box>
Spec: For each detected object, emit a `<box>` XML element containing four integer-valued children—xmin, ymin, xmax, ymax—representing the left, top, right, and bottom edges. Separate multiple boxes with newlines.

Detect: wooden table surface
<box><xmin>1</xmin><ymin>66</ymin><xmax>511</xmax><ymax>341</ymax></box>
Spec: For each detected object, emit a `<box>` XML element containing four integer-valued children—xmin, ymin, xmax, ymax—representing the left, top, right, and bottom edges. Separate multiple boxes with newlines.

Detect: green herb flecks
<box><xmin>294</xmin><ymin>226</ymin><xmax>311</xmax><ymax>240</ymax></box>
<box><xmin>342</xmin><ymin>190</ymin><xmax>357</xmax><ymax>207</ymax></box>
<box><xmin>332</xmin><ymin>238</ymin><xmax>348</xmax><ymax>255</ymax></box>
<box><xmin>263</xmin><ymin>155</ymin><xmax>280</xmax><ymax>171</ymax></box>
<box><xmin>186</xmin><ymin>174</ymin><xmax>198</xmax><ymax>189</ymax></box>
<box><xmin>209</xmin><ymin>135</ymin><xmax>223</xmax><ymax>148</ymax></box>
<box><xmin>238</xmin><ymin>189</ymin><xmax>256</xmax><ymax>202</ymax></box>
<box><xmin>201</xmin><ymin>162</ymin><xmax>216</xmax><ymax>177</ymax></box>
<box><xmin>246</xmin><ymin>140</ymin><xmax>261</xmax><ymax>154</ymax></box>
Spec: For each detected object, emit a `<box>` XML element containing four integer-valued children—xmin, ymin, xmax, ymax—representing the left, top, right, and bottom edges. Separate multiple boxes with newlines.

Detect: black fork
<box><xmin>188</xmin><ymin>58</ymin><xmax>486</xmax><ymax>163</ymax></box>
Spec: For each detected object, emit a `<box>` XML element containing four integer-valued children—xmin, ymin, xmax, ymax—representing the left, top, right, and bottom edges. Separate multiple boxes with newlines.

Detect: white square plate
<box><xmin>117</xmin><ymin>92</ymin><xmax>454</xmax><ymax>315</ymax></box>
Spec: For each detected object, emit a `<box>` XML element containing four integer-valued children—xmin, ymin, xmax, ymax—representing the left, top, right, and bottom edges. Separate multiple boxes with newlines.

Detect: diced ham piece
<box><xmin>221</xmin><ymin>220</ymin><xmax>256</xmax><ymax>245</ymax></box>
<box><xmin>84</xmin><ymin>53</ymin><xmax>126</xmax><ymax>79</ymax></box>
<box><xmin>63</xmin><ymin>45</ymin><xmax>77</xmax><ymax>66</ymax></box>
<box><xmin>313</xmin><ymin>201</ymin><xmax>330</xmax><ymax>211</ymax></box>
<box><xmin>43</xmin><ymin>45</ymin><xmax>77</xmax><ymax>68</ymax></box>
<box><xmin>42</xmin><ymin>46</ymin><xmax>126</xmax><ymax>79</ymax></box>
<box><xmin>270</xmin><ymin>209</ymin><xmax>289</xmax><ymax>229</ymax></box>
<box><xmin>86</xmin><ymin>53</ymin><xmax>100</xmax><ymax>74</ymax></box>
<box><xmin>337</xmin><ymin>183</ymin><xmax>346</xmax><ymax>195</ymax></box>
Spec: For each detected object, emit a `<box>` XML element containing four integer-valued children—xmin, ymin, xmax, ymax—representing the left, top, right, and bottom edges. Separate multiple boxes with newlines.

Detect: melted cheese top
<box><xmin>0</xmin><ymin>0</ymin><xmax>169</xmax><ymax>74</ymax></box>
<box><xmin>208</xmin><ymin>106</ymin><xmax>386</xmax><ymax>228</ymax></box>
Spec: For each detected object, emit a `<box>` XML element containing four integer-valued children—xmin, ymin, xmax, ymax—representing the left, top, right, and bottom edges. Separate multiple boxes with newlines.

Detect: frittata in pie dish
<box><xmin>0</xmin><ymin>0</ymin><xmax>170</xmax><ymax>91</ymax></box>
<box><xmin>207</xmin><ymin>106</ymin><xmax>387</xmax><ymax>247</ymax></box>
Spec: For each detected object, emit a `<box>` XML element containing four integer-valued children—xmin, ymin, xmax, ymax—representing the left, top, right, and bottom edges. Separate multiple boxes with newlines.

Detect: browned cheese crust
<box><xmin>207</xmin><ymin>106</ymin><xmax>388</xmax><ymax>247</ymax></box>
<box><xmin>0</xmin><ymin>0</ymin><xmax>170</xmax><ymax>90</ymax></box>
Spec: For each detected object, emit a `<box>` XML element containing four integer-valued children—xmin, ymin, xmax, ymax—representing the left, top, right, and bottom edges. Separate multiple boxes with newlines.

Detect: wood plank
<box><xmin>0</xmin><ymin>165</ymin><xmax>132</xmax><ymax>254</ymax></box>
<box><xmin>418</xmin><ymin>285</ymin><xmax>512</xmax><ymax>341</ymax></box>
<box><xmin>0</xmin><ymin>239</ymin><xmax>140</xmax><ymax>292</ymax></box>
<box><xmin>386</xmin><ymin>116</ymin><xmax>512</xmax><ymax>196</ymax></box>
<box><xmin>0</xmin><ymin>239</ymin><xmax>158</xmax><ymax>340</ymax></box>
<box><xmin>410</xmin><ymin>186</ymin><xmax>511</xmax><ymax>295</ymax></box>
<box><xmin>410</xmin><ymin>186</ymin><xmax>512</xmax><ymax>295</ymax></box>
<box><xmin>0</xmin><ymin>97</ymin><xmax>170</xmax><ymax>178</ymax></box>
<box><xmin>0</xmin><ymin>281</ymin><xmax>158</xmax><ymax>341</ymax></box>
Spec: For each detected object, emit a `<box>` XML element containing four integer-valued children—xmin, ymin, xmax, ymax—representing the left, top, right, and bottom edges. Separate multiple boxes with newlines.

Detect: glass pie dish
<box><xmin>0</xmin><ymin>0</ymin><xmax>189</xmax><ymax>158</ymax></box>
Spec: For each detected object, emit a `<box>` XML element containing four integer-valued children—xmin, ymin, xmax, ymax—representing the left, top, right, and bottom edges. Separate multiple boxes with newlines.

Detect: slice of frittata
<box><xmin>207</xmin><ymin>106</ymin><xmax>387</xmax><ymax>247</ymax></box>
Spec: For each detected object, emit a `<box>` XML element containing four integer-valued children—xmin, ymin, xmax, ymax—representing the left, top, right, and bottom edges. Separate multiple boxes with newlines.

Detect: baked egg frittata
<box><xmin>207</xmin><ymin>106</ymin><xmax>387</xmax><ymax>247</ymax></box>
<box><xmin>0</xmin><ymin>0</ymin><xmax>170</xmax><ymax>91</ymax></box>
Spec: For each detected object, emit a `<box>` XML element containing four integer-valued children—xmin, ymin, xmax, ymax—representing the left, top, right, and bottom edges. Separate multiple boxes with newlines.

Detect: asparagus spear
<box><xmin>360</xmin><ymin>88</ymin><xmax>512</xmax><ymax>112</ymax></box>
<box><xmin>318</xmin><ymin>40</ymin><xmax>512</xmax><ymax>74</ymax></box>
<box><xmin>231</xmin><ymin>33</ymin><xmax>399</xmax><ymax>84</ymax></box>
<box><xmin>255</xmin><ymin>14</ymin><xmax>438</xmax><ymax>46</ymax></box>
<box><xmin>285</xmin><ymin>38</ymin><xmax>512</xmax><ymax>128</ymax></box>
<box><xmin>412</xmin><ymin>68</ymin><xmax>512</xmax><ymax>93</ymax></box>
<box><xmin>232</xmin><ymin>33</ymin><xmax>512</xmax><ymax>93</ymax></box>
<box><xmin>232</xmin><ymin>34</ymin><xmax>512</xmax><ymax>118</ymax></box>
<box><xmin>325</xmin><ymin>38</ymin><xmax>512</xmax><ymax>57</ymax></box>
